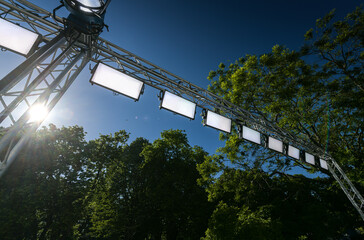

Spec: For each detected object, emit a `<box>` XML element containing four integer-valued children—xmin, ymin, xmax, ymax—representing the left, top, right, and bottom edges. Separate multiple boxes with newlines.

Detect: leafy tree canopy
<box><xmin>199</xmin><ymin>5</ymin><xmax>364</xmax><ymax>239</ymax></box>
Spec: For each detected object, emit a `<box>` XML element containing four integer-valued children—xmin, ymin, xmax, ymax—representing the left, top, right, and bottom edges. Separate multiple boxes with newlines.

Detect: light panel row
<box><xmin>89</xmin><ymin>63</ymin><xmax>329</xmax><ymax>172</ymax></box>
<box><xmin>239</xmin><ymin>126</ymin><xmax>329</xmax><ymax>171</ymax></box>
<box><xmin>0</xmin><ymin>17</ymin><xmax>332</xmax><ymax>174</ymax></box>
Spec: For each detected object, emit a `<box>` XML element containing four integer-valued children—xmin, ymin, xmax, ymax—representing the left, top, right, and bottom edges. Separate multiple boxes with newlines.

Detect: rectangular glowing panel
<box><xmin>242</xmin><ymin>126</ymin><xmax>261</xmax><ymax>144</ymax></box>
<box><xmin>0</xmin><ymin>18</ymin><xmax>40</xmax><ymax>56</ymax></box>
<box><xmin>91</xmin><ymin>63</ymin><xmax>144</xmax><ymax>100</ymax></box>
<box><xmin>205</xmin><ymin>111</ymin><xmax>231</xmax><ymax>133</ymax></box>
<box><xmin>268</xmin><ymin>137</ymin><xmax>283</xmax><ymax>153</ymax></box>
<box><xmin>305</xmin><ymin>153</ymin><xmax>315</xmax><ymax>165</ymax></box>
<box><xmin>288</xmin><ymin>146</ymin><xmax>300</xmax><ymax>159</ymax></box>
<box><xmin>320</xmin><ymin>159</ymin><xmax>329</xmax><ymax>170</ymax></box>
<box><xmin>161</xmin><ymin>91</ymin><xmax>196</xmax><ymax>119</ymax></box>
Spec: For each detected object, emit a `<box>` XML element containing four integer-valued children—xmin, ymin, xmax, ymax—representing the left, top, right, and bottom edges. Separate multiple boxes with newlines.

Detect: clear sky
<box><xmin>0</xmin><ymin>0</ymin><xmax>361</xmax><ymax>156</ymax></box>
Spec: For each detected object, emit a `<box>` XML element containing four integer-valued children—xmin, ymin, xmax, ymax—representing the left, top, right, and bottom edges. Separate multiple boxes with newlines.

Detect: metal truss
<box><xmin>0</xmin><ymin>0</ymin><xmax>363</xmax><ymax>220</ymax></box>
<box><xmin>0</xmin><ymin>31</ymin><xmax>89</xmax><ymax>176</ymax></box>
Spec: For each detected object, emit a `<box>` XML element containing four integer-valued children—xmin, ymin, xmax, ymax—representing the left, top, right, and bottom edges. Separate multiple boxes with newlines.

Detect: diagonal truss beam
<box><xmin>0</xmin><ymin>0</ymin><xmax>363</xmax><ymax>221</ymax></box>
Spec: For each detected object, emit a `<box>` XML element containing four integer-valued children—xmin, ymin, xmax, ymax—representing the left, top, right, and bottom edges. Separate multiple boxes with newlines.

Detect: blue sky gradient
<box><xmin>0</xmin><ymin>0</ymin><xmax>361</xmax><ymax>159</ymax></box>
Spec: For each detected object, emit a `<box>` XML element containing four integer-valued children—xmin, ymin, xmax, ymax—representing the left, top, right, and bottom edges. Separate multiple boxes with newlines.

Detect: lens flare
<box><xmin>28</xmin><ymin>104</ymin><xmax>48</xmax><ymax>122</ymax></box>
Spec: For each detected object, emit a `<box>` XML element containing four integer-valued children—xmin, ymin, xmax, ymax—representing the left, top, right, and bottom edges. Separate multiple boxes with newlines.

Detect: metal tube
<box><xmin>0</xmin><ymin>51</ymin><xmax>84</xmax><ymax>158</ymax></box>
<box><xmin>0</xmin><ymin>33</ymin><xmax>66</xmax><ymax>93</ymax></box>
<box><xmin>16</xmin><ymin>51</ymin><xmax>86</xmax><ymax>125</ymax></box>
<box><xmin>0</xmin><ymin>54</ymin><xmax>89</xmax><ymax>178</ymax></box>
<box><xmin>0</xmin><ymin>38</ymin><xmax>76</xmax><ymax>124</ymax></box>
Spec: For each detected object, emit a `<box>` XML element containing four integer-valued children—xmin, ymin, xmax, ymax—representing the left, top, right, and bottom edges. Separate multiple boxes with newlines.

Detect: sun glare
<box><xmin>28</xmin><ymin>104</ymin><xmax>48</xmax><ymax>122</ymax></box>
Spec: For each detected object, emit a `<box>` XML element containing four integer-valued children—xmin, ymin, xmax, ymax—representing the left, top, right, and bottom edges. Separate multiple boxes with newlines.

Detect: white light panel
<box><xmin>90</xmin><ymin>63</ymin><xmax>144</xmax><ymax>100</ymax></box>
<box><xmin>242</xmin><ymin>126</ymin><xmax>261</xmax><ymax>144</ymax></box>
<box><xmin>320</xmin><ymin>159</ymin><xmax>329</xmax><ymax>170</ymax></box>
<box><xmin>205</xmin><ymin>111</ymin><xmax>231</xmax><ymax>133</ymax></box>
<box><xmin>161</xmin><ymin>91</ymin><xmax>196</xmax><ymax>119</ymax></box>
<box><xmin>0</xmin><ymin>18</ymin><xmax>40</xmax><ymax>56</ymax></box>
<box><xmin>305</xmin><ymin>153</ymin><xmax>315</xmax><ymax>165</ymax></box>
<box><xmin>288</xmin><ymin>146</ymin><xmax>300</xmax><ymax>159</ymax></box>
<box><xmin>268</xmin><ymin>137</ymin><xmax>283</xmax><ymax>153</ymax></box>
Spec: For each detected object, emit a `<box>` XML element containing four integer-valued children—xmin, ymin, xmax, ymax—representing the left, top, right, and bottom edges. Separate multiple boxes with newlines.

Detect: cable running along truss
<box><xmin>0</xmin><ymin>0</ymin><xmax>363</xmax><ymax>221</ymax></box>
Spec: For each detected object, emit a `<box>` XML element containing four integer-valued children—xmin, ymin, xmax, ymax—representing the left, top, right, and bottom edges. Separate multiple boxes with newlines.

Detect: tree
<box><xmin>0</xmin><ymin>124</ymin><xmax>89</xmax><ymax>240</ymax></box>
<box><xmin>87</xmin><ymin>129</ymin><xmax>212</xmax><ymax>239</ymax></box>
<box><xmin>207</xmin><ymin>6</ymin><xmax>364</xmax><ymax>180</ymax></box>
<box><xmin>198</xmin><ymin>164</ymin><xmax>360</xmax><ymax>239</ymax></box>
<box><xmin>199</xmin><ymin>5</ymin><xmax>364</xmax><ymax>239</ymax></box>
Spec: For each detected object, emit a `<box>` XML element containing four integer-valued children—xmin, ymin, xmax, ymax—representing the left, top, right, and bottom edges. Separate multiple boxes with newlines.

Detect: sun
<box><xmin>28</xmin><ymin>104</ymin><xmax>48</xmax><ymax>122</ymax></box>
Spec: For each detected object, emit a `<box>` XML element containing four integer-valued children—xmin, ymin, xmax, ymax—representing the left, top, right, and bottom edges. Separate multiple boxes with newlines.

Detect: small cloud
<box><xmin>135</xmin><ymin>116</ymin><xmax>138</xmax><ymax>120</ymax></box>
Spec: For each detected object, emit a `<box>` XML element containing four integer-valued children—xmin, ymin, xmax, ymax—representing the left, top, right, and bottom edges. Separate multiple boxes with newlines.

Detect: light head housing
<box><xmin>63</xmin><ymin>0</ymin><xmax>111</xmax><ymax>35</ymax></box>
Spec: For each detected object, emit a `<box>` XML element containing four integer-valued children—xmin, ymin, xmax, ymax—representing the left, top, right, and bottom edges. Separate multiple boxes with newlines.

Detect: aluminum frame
<box><xmin>0</xmin><ymin>17</ymin><xmax>42</xmax><ymax>57</ymax></box>
<box><xmin>159</xmin><ymin>90</ymin><xmax>197</xmax><ymax>120</ymax></box>
<box><xmin>89</xmin><ymin>62</ymin><xmax>144</xmax><ymax>101</ymax></box>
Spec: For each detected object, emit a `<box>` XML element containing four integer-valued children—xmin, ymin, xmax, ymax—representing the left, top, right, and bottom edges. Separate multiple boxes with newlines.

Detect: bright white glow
<box><xmin>28</xmin><ymin>104</ymin><xmax>48</xmax><ymax>122</ymax></box>
<box><xmin>0</xmin><ymin>18</ymin><xmax>39</xmax><ymax>56</ymax></box>
<box><xmin>242</xmin><ymin>126</ymin><xmax>261</xmax><ymax>144</ymax></box>
<box><xmin>268</xmin><ymin>137</ymin><xmax>283</xmax><ymax>153</ymax></box>
<box><xmin>91</xmin><ymin>63</ymin><xmax>144</xmax><ymax>100</ymax></box>
<box><xmin>320</xmin><ymin>159</ymin><xmax>329</xmax><ymax>170</ymax></box>
<box><xmin>288</xmin><ymin>146</ymin><xmax>300</xmax><ymax>159</ymax></box>
<box><xmin>161</xmin><ymin>91</ymin><xmax>196</xmax><ymax>119</ymax></box>
<box><xmin>77</xmin><ymin>0</ymin><xmax>102</xmax><ymax>7</ymax></box>
<box><xmin>76</xmin><ymin>0</ymin><xmax>102</xmax><ymax>12</ymax></box>
<box><xmin>305</xmin><ymin>153</ymin><xmax>315</xmax><ymax>165</ymax></box>
<box><xmin>205</xmin><ymin>111</ymin><xmax>231</xmax><ymax>133</ymax></box>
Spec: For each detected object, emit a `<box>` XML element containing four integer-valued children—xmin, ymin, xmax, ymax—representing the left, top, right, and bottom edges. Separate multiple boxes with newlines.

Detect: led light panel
<box><xmin>161</xmin><ymin>91</ymin><xmax>196</xmax><ymax>119</ymax></box>
<box><xmin>205</xmin><ymin>111</ymin><xmax>231</xmax><ymax>133</ymax></box>
<box><xmin>288</xmin><ymin>146</ymin><xmax>300</xmax><ymax>159</ymax></box>
<box><xmin>0</xmin><ymin>18</ymin><xmax>40</xmax><ymax>56</ymax></box>
<box><xmin>90</xmin><ymin>63</ymin><xmax>144</xmax><ymax>100</ymax></box>
<box><xmin>305</xmin><ymin>153</ymin><xmax>315</xmax><ymax>165</ymax></box>
<box><xmin>268</xmin><ymin>137</ymin><xmax>283</xmax><ymax>153</ymax></box>
<box><xmin>320</xmin><ymin>159</ymin><xmax>329</xmax><ymax>170</ymax></box>
<box><xmin>242</xmin><ymin>126</ymin><xmax>261</xmax><ymax>144</ymax></box>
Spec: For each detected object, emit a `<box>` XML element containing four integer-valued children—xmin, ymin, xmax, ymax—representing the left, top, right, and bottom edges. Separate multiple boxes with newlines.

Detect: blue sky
<box><xmin>0</xmin><ymin>0</ymin><xmax>361</xmax><ymax>157</ymax></box>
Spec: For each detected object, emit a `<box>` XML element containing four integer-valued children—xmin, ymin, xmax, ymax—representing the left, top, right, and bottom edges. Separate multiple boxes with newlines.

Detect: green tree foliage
<box><xmin>88</xmin><ymin>129</ymin><xmax>212</xmax><ymax>239</ymax></box>
<box><xmin>207</xmin><ymin>6</ymin><xmax>364</xmax><ymax>180</ymax></box>
<box><xmin>200</xmin><ymin>5</ymin><xmax>364</xmax><ymax>239</ymax></box>
<box><xmin>0</xmin><ymin>124</ymin><xmax>89</xmax><ymax>240</ymax></box>
<box><xmin>198</xmin><ymin>164</ymin><xmax>359</xmax><ymax>239</ymax></box>
<box><xmin>0</xmin><ymin>126</ymin><xmax>211</xmax><ymax>239</ymax></box>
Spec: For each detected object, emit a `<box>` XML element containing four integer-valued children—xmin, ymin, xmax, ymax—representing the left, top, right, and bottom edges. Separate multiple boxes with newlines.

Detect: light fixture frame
<box><xmin>319</xmin><ymin>158</ymin><xmax>329</xmax><ymax>171</ymax></box>
<box><xmin>0</xmin><ymin>18</ymin><xmax>42</xmax><ymax>57</ymax></box>
<box><xmin>90</xmin><ymin>62</ymin><xmax>144</xmax><ymax>101</ymax></box>
<box><xmin>238</xmin><ymin>125</ymin><xmax>261</xmax><ymax>145</ymax></box>
<box><xmin>305</xmin><ymin>152</ymin><xmax>316</xmax><ymax>165</ymax></box>
<box><xmin>203</xmin><ymin>110</ymin><xmax>232</xmax><ymax>133</ymax></box>
<box><xmin>287</xmin><ymin>145</ymin><xmax>300</xmax><ymax>160</ymax></box>
<box><xmin>268</xmin><ymin>136</ymin><xmax>284</xmax><ymax>153</ymax></box>
<box><xmin>159</xmin><ymin>91</ymin><xmax>196</xmax><ymax>120</ymax></box>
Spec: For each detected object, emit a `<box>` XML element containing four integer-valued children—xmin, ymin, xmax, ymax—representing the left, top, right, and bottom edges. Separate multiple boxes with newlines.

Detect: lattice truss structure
<box><xmin>0</xmin><ymin>0</ymin><xmax>363</xmax><ymax>220</ymax></box>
